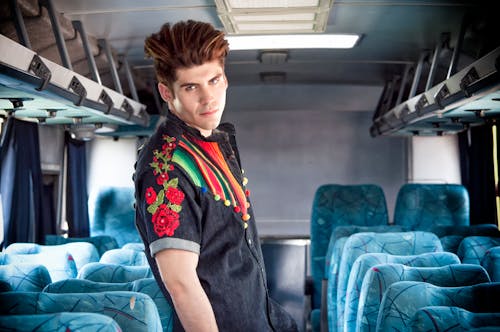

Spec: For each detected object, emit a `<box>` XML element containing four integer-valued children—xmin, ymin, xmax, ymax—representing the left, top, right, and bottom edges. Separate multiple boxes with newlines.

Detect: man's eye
<box><xmin>210</xmin><ymin>77</ymin><xmax>220</xmax><ymax>84</ymax></box>
<box><xmin>184</xmin><ymin>85</ymin><xmax>196</xmax><ymax>91</ymax></box>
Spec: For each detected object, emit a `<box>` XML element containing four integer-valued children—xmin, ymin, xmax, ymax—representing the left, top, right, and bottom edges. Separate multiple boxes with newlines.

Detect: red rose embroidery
<box><xmin>166</xmin><ymin>187</ymin><xmax>185</xmax><ymax>205</ymax></box>
<box><xmin>145</xmin><ymin>187</ymin><xmax>157</xmax><ymax>204</ymax></box>
<box><xmin>147</xmin><ymin>134</ymin><xmax>184</xmax><ymax>237</ymax></box>
<box><xmin>156</xmin><ymin>172</ymin><xmax>169</xmax><ymax>185</ymax></box>
<box><xmin>152</xmin><ymin>204</ymin><xmax>180</xmax><ymax>236</ymax></box>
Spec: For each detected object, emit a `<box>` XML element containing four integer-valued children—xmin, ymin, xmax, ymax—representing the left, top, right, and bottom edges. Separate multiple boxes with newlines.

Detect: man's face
<box><xmin>159</xmin><ymin>60</ymin><xmax>228</xmax><ymax>137</ymax></box>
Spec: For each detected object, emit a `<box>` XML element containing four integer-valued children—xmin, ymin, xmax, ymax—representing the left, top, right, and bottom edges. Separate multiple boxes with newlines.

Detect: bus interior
<box><xmin>1</xmin><ymin>0</ymin><xmax>500</xmax><ymax>331</ymax></box>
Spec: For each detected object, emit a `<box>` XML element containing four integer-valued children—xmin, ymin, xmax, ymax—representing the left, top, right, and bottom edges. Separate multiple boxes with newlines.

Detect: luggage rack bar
<box><xmin>0</xmin><ymin>34</ymin><xmax>149</xmax><ymax>128</ymax></box>
<box><xmin>370</xmin><ymin>46</ymin><xmax>500</xmax><ymax>137</ymax></box>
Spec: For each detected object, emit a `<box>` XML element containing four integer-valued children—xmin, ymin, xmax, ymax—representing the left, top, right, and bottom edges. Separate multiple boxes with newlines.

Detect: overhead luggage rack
<box><xmin>0</xmin><ymin>34</ymin><xmax>149</xmax><ymax>128</ymax></box>
<box><xmin>371</xmin><ymin>46</ymin><xmax>500</xmax><ymax>137</ymax></box>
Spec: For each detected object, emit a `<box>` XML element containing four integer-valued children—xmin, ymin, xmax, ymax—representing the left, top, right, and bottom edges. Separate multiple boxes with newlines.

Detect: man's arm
<box><xmin>155</xmin><ymin>249</ymin><xmax>218</xmax><ymax>332</ymax></box>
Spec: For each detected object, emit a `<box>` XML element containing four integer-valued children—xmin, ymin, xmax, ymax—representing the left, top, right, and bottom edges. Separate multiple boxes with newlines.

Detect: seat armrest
<box><xmin>305</xmin><ymin>275</ymin><xmax>314</xmax><ymax>295</ymax></box>
<box><xmin>320</xmin><ymin>278</ymin><xmax>329</xmax><ymax>332</ymax></box>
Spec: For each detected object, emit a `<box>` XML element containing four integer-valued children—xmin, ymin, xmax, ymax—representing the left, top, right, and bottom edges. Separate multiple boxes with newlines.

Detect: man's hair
<box><xmin>144</xmin><ymin>20</ymin><xmax>229</xmax><ymax>89</ymax></box>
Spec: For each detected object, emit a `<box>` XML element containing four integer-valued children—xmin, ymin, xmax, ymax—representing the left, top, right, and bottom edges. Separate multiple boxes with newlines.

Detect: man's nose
<box><xmin>199</xmin><ymin>87</ymin><xmax>213</xmax><ymax>104</ymax></box>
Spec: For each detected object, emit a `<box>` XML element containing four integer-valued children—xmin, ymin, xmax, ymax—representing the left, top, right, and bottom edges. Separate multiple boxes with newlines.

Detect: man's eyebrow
<box><xmin>179</xmin><ymin>73</ymin><xmax>223</xmax><ymax>87</ymax></box>
<box><xmin>179</xmin><ymin>82</ymin><xmax>197</xmax><ymax>88</ymax></box>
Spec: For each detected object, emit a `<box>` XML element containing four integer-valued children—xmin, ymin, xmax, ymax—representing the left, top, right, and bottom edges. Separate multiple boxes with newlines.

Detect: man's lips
<box><xmin>200</xmin><ymin>109</ymin><xmax>218</xmax><ymax>116</ymax></box>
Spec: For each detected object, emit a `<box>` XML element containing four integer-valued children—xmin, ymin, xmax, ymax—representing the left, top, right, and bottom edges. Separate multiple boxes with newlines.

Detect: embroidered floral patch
<box><xmin>146</xmin><ymin>135</ymin><xmax>185</xmax><ymax>237</ymax></box>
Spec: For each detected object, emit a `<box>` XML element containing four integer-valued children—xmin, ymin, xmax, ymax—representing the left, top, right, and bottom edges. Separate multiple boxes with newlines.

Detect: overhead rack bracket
<box><xmin>29</xmin><ymin>55</ymin><xmax>51</xmax><ymax>91</ymax></box>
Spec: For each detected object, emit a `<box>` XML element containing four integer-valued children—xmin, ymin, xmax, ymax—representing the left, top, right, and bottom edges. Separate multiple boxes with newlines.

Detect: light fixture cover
<box><xmin>215</xmin><ymin>0</ymin><xmax>334</xmax><ymax>34</ymax></box>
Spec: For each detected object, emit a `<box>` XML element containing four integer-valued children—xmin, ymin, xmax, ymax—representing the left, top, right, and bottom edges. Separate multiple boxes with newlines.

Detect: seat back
<box><xmin>44</xmin><ymin>278</ymin><xmax>173</xmax><ymax>332</ymax></box>
<box><xmin>0</xmin><ymin>264</ymin><xmax>51</xmax><ymax>291</ymax></box>
<box><xmin>0</xmin><ymin>291</ymin><xmax>162</xmax><ymax>332</ymax></box>
<box><xmin>324</xmin><ymin>225</ymin><xmax>405</xmax><ymax>332</ymax></box>
<box><xmin>410</xmin><ymin>306</ymin><xmax>500</xmax><ymax>332</ymax></box>
<box><xmin>334</xmin><ymin>231</ymin><xmax>442</xmax><ymax>332</ymax></box>
<box><xmin>377</xmin><ymin>281</ymin><xmax>500</xmax><ymax>331</ymax></box>
<box><xmin>5</xmin><ymin>242</ymin><xmax>99</xmax><ymax>271</ymax></box>
<box><xmin>357</xmin><ymin>262</ymin><xmax>489</xmax><ymax>332</ymax></box>
<box><xmin>393</xmin><ymin>183</ymin><xmax>470</xmax><ymax>229</ymax></box>
<box><xmin>0</xmin><ymin>312</ymin><xmax>121</xmax><ymax>332</ymax></box>
<box><xmin>431</xmin><ymin>224</ymin><xmax>500</xmax><ymax>254</ymax></box>
<box><xmin>45</xmin><ymin>235</ymin><xmax>119</xmax><ymax>257</ymax></box>
<box><xmin>482</xmin><ymin>246</ymin><xmax>500</xmax><ymax>282</ymax></box>
<box><xmin>91</xmin><ymin>187</ymin><xmax>141</xmax><ymax>246</ymax></box>
<box><xmin>0</xmin><ymin>252</ymin><xmax>77</xmax><ymax>282</ymax></box>
<box><xmin>100</xmin><ymin>248</ymin><xmax>149</xmax><ymax>266</ymax></box>
<box><xmin>310</xmin><ymin>184</ymin><xmax>389</xmax><ymax>310</ymax></box>
<box><xmin>122</xmin><ymin>242</ymin><xmax>146</xmax><ymax>251</ymax></box>
<box><xmin>344</xmin><ymin>252</ymin><xmax>464</xmax><ymax>332</ymax></box>
<box><xmin>458</xmin><ymin>236</ymin><xmax>500</xmax><ymax>265</ymax></box>
<box><xmin>78</xmin><ymin>262</ymin><xmax>152</xmax><ymax>282</ymax></box>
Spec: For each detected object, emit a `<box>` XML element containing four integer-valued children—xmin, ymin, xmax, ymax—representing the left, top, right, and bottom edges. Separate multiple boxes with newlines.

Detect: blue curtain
<box><xmin>65</xmin><ymin>133</ymin><xmax>90</xmax><ymax>237</ymax></box>
<box><xmin>0</xmin><ymin>118</ymin><xmax>46</xmax><ymax>247</ymax></box>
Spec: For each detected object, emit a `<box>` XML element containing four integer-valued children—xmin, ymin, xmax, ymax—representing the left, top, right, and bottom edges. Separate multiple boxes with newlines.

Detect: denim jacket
<box><xmin>134</xmin><ymin>112</ymin><xmax>297</xmax><ymax>331</ymax></box>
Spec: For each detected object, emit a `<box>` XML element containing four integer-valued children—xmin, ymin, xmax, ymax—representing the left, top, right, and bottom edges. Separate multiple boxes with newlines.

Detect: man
<box><xmin>134</xmin><ymin>20</ymin><xmax>298</xmax><ymax>331</ymax></box>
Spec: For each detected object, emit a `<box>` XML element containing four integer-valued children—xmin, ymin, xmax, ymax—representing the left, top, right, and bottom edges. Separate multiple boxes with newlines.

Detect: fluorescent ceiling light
<box><xmin>226</xmin><ymin>34</ymin><xmax>360</xmax><ymax>50</ymax></box>
<box><xmin>237</xmin><ymin>23</ymin><xmax>315</xmax><ymax>31</ymax></box>
<box><xmin>234</xmin><ymin>13</ymin><xmax>316</xmax><ymax>22</ymax></box>
<box><xmin>228</xmin><ymin>0</ymin><xmax>321</xmax><ymax>9</ymax></box>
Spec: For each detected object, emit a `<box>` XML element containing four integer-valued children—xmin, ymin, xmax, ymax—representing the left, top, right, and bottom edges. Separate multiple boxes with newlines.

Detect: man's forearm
<box><xmin>168</xmin><ymin>278</ymin><xmax>218</xmax><ymax>332</ymax></box>
<box><xmin>155</xmin><ymin>249</ymin><xmax>218</xmax><ymax>332</ymax></box>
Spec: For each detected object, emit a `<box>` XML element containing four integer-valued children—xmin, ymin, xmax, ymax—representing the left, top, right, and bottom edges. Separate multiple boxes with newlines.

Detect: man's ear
<box><xmin>158</xmin><ymin>82</ymin><xmax>173</xmax><ymax>102</ymax></box>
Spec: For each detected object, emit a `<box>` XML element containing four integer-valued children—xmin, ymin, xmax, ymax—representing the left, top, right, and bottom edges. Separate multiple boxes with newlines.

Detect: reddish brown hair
<box><xmin>144</xmin><ymin>20</ymin><xmax>229</xmax><ymax>90</ymax></box>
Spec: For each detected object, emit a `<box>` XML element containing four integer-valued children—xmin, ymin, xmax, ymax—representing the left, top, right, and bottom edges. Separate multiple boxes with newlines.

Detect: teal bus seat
<box><xmin>78</xmin><ymin>262</ymin><xmax>152</xmax><ymax>282</ymax></box>
<box><xmin>0</xmin><ymin>252</ymin><xmax>77</xmax><ymax>282</ymax></box>
<box><xmin>0</xmin><ymin>291</ymin><xmax>162</xmax><ymax>332</ymax></box>
<box><xmin>345</xmin><ymin>253</ymin><xmax>467</xmax><ymax>332</ymax></box>
<box><xmin>5</xmin><ymin>242</ymin><xmax>99</xmax><ymax>271</ymax></box>
<box><xmin>378</xmin><ymin>282</ymin><xmax>500</xmax><ymax>331</ymax></box>
<box><xmin>458</xmin><ymin>236</ymin><xmax>500</xmax><ymax>265</ymax></box>
<box><xmin>356</xmin><ymin>263</ymin><xmax>489</xmax><ymax>332</ymax></box>
<box><xmin>334</xmin><ymin>231</ymin><xmax>442</xmax><ymax>332</ymax></box>
<box><xmin>410</xmin><ymin>306</ymin><xmax>500</xmax><ymax>331</ymax></box>
<box><xmin>45</xmin><ymin>235</ymin><xmax>119</xmax><ymax>257</ymax></box>
<box><xmin>0</xmin><ymin>312</ymin><xmax>121</xmax><ymax>331</ymax></box>
<box><xmin>91</xmin><ymin>187</ymin><xmax>141</xmax><ymax>246</ymax></box>
<box><xmin>0</xmin><ymin>264</ymin><xmax>51</xmax><ymax>291</ymax></box>
<box><xmin>100</xmin><ymin>248</ymin><xmax>149</xmax><ymax>266</ymax></box>
<box><xmin>44</xmin><ymin>278</ymin><xmax>173</xmax><ymax>332</ymax></box>
<box><xmin>324</xmin><ymin>224</ymin><xmax>406</xmax><ymax>332</ymax></box>
<box><xmin>393</xmin><ymin>183</ymin><xmax>470</xmax><ymax>230</ymax></box>
<box><xmin>309</xmin><ymin>184</ymin><xmax>389</xmax><ymax>331</ymax></box>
